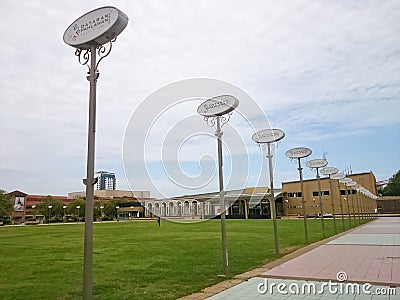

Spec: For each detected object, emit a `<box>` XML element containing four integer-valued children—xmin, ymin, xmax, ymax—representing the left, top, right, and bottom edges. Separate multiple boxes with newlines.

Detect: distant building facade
<box><xmin>376</xmin><ymin>196</ymin><xmax>400</xmax><ymax>214</ymax></box>
<box><xmin>140</xmin><ymin>187</ymin><xmax>278</xmax><ymax>220</ymax></box>
<box><xmin>68</xmin><ymin>189</ymin><xmax>150</xmax><ymax>199</ymax></box>
<box><xmin>281</xmin><ymin>171</ymin><xmax>378</xmax><ymax>217</ymax></box>
<box><xmin>95</xmin><ymin>171</ymin><xmax>116</xmax><ymax>190</ymax></box>
<box><xmin>7</xmin><ymin>191</ymin><xmax>71</xmax><ymax>224</ymax></box>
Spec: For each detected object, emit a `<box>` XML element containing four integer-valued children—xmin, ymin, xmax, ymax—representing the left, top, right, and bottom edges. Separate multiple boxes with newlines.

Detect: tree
<box><xmin>67</xmin><ymin>199</ymin><xmax>85</xmax><ymax>220</ymax></box>
<box><xmin>37</xmin><ymin>196</ymin><xmax>66</xmax><ymax>221</ymax></box>
<box><xmin>103</xmin><ymin>201</ymin><xmax>118</xmax><ymax>220</ymax></box>
<box><xmin>0</xmin><ymin>190</ymin><xmax>13</xmax><ymax>220</ymax></box>
<box><xmin>381</xmin><ymin>170</ymin><xmax>400</xmax><ymax>196</ymax></box>
<box><xmin>94</xmin><ymin>200</ymin><xmax>115</xmax><ymax>220</ymax></box>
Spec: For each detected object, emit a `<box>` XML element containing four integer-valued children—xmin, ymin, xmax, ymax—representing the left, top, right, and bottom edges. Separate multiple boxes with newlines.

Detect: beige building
<box><xmin>68</xmin><ymin>189</ymin><xmax>150</xmax><ymax>199</ymax></box>
<box><xmin>281</xmin><ymin>171</ymin><xmax>378</xmax><ymax>217</ymax></box>
<box><xmin>376</xmin><ymin>196</ymin><xmax>400</xmax><ymax>214</ymax></box>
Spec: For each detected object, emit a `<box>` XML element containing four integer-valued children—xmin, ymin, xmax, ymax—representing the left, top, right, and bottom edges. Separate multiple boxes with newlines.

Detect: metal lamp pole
<box><xmin>216</xmin><ymin>116</ymin><xmax>228</xmax><ymax>274</ymax></box>
<box><xmin>198</xmin><ymin>95</ymin><xmax>239</xmax><ymax>275</ymax></box>
<box><xmin>76</xmin><ymin>205</ymin><xmax>81</xmax><ymax>223</ymax></box>
<box><xmin>298</xmin><ymin>158</ymin><xmax>309</xmax><ymax>243</ymax></box>
<box><xmin>352</xmin><ymin>183</ymin><xmax>361</xmax><ymax>224</ymax></box>
<box><xmin>341</xmin><ymin>179</ymin><xmax>352</xmax><ymax>226</ymax></box>
<box><xmin>267</xmin><ymin>142</ymin><xmax>279</xmax><ymax>254</ymax></box>
<box><xmin>316</xmin><ymin>168</ymin><xmax>325</xmax><ymax>237</ymax></box>
<box><xmin>339</xmin><ymin>182</ymin><xmax>345</xmax><ymax>229</ymax></box>
<box><xmin>48</xmin><ymin>205</ymin><xmax>53</xmax><ymax>224</ymax></box>
<box><xmin>32</xmin><ymin>205</ymin><xmax>36</xmax><ymax>220</ymax></box>
<box><xmin>252</xmin><ymin>129</ymin><xmax>285</xmax><ymax>255</ymax></box>
<box><xmin>321</xmin><ymin>167</ymin><xmax>339</xmax><ymax>234</ymax></box>
<box><xmin>347</xmin><ymin>182</ymin><xmax>358</xmax><ymax>224</ymax></box>
<box><xmin>63</xmin><ymin>205</ymin><xmax>67</xmax><ymax>223</ymax></box>
<box><xmin>100</xmin><ymin>206</ymin><xmax>104</xmax><ymax>223</ymax></box>
<box><xmin>285</xmin><ymin>147</ymin><xmax>312</xmax><ymax>244</ymax></box>
<box><xmin>331</xmin><ymin>173</ymin><xmax>346</xmax><ymax>230</ymax></box>
<box><xmin>116</xmin><ymin>206</ymin><xmax>120</xmax><ymax>221</ymax></box>
<box><xmin>285</xmin><ymin>199</ymin><xmax>289</xmax><ymax>219</ymax></box>
<box><xmin>63</xmin><ymin>7</ymin><xmax>128</xmax><ymax>299</ymax></box>
<box><xmin>355</xmin><ymin>186</ymin><xmax>363</xmax><ymax>222</ymax></box>
<box><xmin>313</xmin><ymin>199</ymin><xmax>317</xmax><ymax>216</ymax></box>
<box><xmin>267</xmin><ymin>143</ymin><xmax>279</xmax><ymax>254</ymax></box>
<box><xmin>306</xmin><ymin>159</ymin><xmax>328</xmax><ymax>239</ymax></box>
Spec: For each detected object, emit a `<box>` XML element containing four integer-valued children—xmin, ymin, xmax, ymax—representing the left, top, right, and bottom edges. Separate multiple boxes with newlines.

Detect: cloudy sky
<box><xmin>1</xmin><ymin>0</ymin><xmax>399</xmax><ymax>198</ymax></box>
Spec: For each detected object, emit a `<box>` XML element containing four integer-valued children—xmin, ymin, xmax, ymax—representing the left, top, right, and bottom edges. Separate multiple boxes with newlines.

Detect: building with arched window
<box><xmin>140</xmin><ymin>187</ymin><xmax>280</xmax><ymax>220</ymax></box>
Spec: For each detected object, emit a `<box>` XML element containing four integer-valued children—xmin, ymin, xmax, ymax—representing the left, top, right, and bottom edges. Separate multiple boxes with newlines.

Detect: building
<box><xmin>4</xmin><ymin>189</ymin><xmax>153</xmax><ymax>224</ymax></box>
<box><xmin>68</xmin><ymin>189</ymin><xmax>150</xmax><ymax>199</ymax></box>
<box><xmin>68</xmin><ymin>189</ymin><xmax>152</xmax><ymax>220</ymax></box>
<box><xmin>281</xmin><ymin>171</ymin><xmax>378</xmax><ymax>217</ymax></box>
<box><xmin>376</xmin><ymin>196</ymin><xmax>400</xmax><ymax>214</ymax></box>
<box><xmin>95</xmin><ymin>171</ymin><xmax>116</xmax><ymax>190</ymax></box>
<box><xmin>140</xmin><ymin>187</ymin><xmax>279</xmax><ymax>220</ymax></box>
<box><xmin>7</xmin><ymin>191</ymin><xmax>71</xmax><ymax>224</ymax></box>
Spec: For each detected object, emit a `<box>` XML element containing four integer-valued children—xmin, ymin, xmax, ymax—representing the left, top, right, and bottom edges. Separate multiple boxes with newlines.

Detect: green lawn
<box><xmin>0</xmin><ymin>217</ymin><xmax>370</xmax><ymax>299</ymax></box>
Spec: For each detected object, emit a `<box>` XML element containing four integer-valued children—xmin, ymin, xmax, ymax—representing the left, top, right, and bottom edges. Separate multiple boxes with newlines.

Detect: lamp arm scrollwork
<box><xmin>74</xmin><ymin>37</ymin><xmax>117</xmax><ymax>73</ymax></box>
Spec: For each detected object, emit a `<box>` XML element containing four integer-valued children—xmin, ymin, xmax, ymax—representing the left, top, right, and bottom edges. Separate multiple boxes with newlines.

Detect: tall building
<box><xmin>95</xmin><ymin>171</ymin><xmax>116</xmax><ymax>190</ymax></box>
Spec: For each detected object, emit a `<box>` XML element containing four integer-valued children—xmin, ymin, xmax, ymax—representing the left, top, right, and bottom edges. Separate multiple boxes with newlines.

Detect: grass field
<box><xmin>0</xmin><ymin>218</ymin><xmax>370</xmax><ymax>299</ymax></box>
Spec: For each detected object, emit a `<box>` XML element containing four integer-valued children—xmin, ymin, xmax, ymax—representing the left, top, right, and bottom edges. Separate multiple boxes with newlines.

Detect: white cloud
<box><xmin>1</xmin><ymin>0</ymin><xmax>399</xmax><ymax>196</ymax></box>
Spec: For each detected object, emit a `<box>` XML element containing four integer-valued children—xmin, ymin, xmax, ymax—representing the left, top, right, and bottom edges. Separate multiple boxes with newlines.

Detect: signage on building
<box><xmin>305</xmin><ymin>159</ymin><xmax>328</xmax><ymax>168</ymax></box>
<box><xmin>14</xmin><ymin>197</ymin><xmax>25</xmax><ymax>211</ymax></box>
<box><xmin>197</xmin><ymin>95</ymin><xmax>239</xmax><ymax>117</ymax></box>
<box><xmin>285</xmin><ymin>147</ymin><xmax>312</xmax><ymax>159</ymax></box>
<box><xmin>63</xmin><ymin>6</ymin><xmax>128</xmax><ymax>49</ymax></box>
<box><xmin>251</xmin><ymin>128</ymin><xmax>285</xmax><ymax>143</ymax></box>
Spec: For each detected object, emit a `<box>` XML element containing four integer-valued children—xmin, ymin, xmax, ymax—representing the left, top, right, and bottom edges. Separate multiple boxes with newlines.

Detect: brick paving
<box><xmin>263</xmin><ymin>217</ymin><xmax>400</xmax><ymax>286</ymax></box>
<box><xmin>179</xmin><ymin>217</ymin><xmax>400</xmax><ymax>300</ymax></box>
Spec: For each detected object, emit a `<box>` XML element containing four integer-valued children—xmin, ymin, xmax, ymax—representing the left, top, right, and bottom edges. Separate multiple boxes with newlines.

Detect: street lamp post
<box><xmin>339</xmin><ymin>178</ymin><xmax>352</xmax><ymax>226</ymax></box>
<box><xmin>285</xmin><ymin>199</ymin><xmax>289</xmax><ymax>219</ymax></box>
<box><xmin>355</xmin><ymin>186</ymin><xmax>364</xmax><ymax>222</ymax></box>
<box><xmin>331</xmin><ymin>172</ymin><xmax>346</xmax><ymax>230</ymax></box>
<box><xmin>252</xmin><ymin>128</ymin><xmax>285</xmax><ymax>255</ymax></box>
<box><xmin>48</xmin><ymin>205</ymin><xmax>53</xmax><ymax>224</ymax></box>
<box><xmin>100</xmin><ymin>206</ymin><xmax>104</xmax><ymax>223</ymax></box>
<box><xmin>115</xmin><ymin>206</ymin><xmax>120</xmax><ymax>221</ymax></box>
<box><xmin>346</xmin><ymin>181</ymin><xmax>358</xmax><ymax>224</ymax></box>
<box><xmin>197</xmin><ymin>95</ymin><xmax>239</xmax><ymax>275</ymax></box>
<box><xmin>63</xmin><ymin>6</ymin><xmax>128</xmax><ymax>299</ymax></box>
<box><xmin>306</xmin><ymin>159</ymin><xmax>328</xmax><ymax>239</ymax></box>
<box><xmin>63</xmin><ymin>205</ymin><xmax>67</xmax><ymax>223</ymax></box>
<box><xmin>363</xmin><ymin>189</ymin><xmax>368</xmax><ymax>220</ymax></box>
<box><xmin>321</xmin><ymin>167</ymin><xmax>339</xmax><ymax>234</ymax></box>
<box><xmin>32</xmin><ymin>205</ymin><xmax>36</xmax><ymax>220</ymax></box>
<box><xmin>313</xmin><ymin>199</ymin><xmax>317</xmax><ymax>216</ymax></box>
<box><xmin>285</xmin><ymin>147</ymin><xmax>312</xmax><ymax>244</ymax></box>
<box><xmin>130</xmin><ymin>206</ymin><xmax>134</xmax><ymax>219</ymax></box>
<box><xmin>76</xmin><ymin>206</ymin><xmax>81</xmax><ymax>223</ymax></box>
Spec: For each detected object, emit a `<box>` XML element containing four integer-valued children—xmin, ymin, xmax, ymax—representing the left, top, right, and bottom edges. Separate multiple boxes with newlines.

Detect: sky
<box><xmin>1</xmin><ymin>0</ymin><xmax>399</xmax><ymax>198</ymax></box>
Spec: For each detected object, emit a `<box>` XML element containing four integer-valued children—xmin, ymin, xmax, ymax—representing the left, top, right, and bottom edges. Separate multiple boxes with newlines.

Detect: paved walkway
<box><xmin>181</xmin><ymin>217</ymin><xmax>400</xmax><ymax>299</ymax></box>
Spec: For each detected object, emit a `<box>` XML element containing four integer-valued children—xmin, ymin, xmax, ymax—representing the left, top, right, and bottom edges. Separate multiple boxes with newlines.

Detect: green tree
<box><xmin>37</xmin><ymin>196</ymin><xmax>66</xmax><ymax>222</ymax></box>
<box><xmin>382</xmin><ymin>170</ymin><xmax>400</xmax><ymax>196</ymax></box>
<box><xmin>94</xmin><ymin>200</ymin><xmax>115</xmax><ymax>220</ymax></box>
<box><xmin>67</xmin><ymin>199</ymin><xmax>85</xmax><ymax>220</ymax></box>
<box><xmin>103</xmin><ymin>200</ymin><xmax>118</xmax><ymax>219</ymax></box>
<box><xmin>0</xmin><ymin>190</ymin><xmax>13</xmax><ymax>220</ymax></box>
